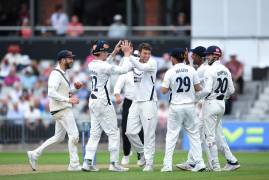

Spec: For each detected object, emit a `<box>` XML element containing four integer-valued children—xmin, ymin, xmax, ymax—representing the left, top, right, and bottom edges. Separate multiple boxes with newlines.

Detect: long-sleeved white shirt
<box><xmin>48</xmin><ymin>65</ymin><xmax>72</xmax><ymax>112</ymax></box>
<box><xmin>129</xmin><ymin>57</ymin><xmax>157</xmax><ymax>102</ymax></box>
<box><xmin>114</xmin><ymin>71</ymin><xmax>134</xmax><ymax>100</ymax></box>
<box><xmin>88</xmin><ymin>57</ymin><xmax>131</xmax><ymax>103</ymax></box>
<box><xmin>199</xmin><ymin>61</ymin><xmax>235</xmax><ymax>100</ymax></box>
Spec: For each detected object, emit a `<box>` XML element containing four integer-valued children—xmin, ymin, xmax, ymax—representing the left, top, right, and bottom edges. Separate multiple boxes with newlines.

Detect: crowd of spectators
<box><xmin>0</xmin><ymin>43</ymin><xmax>174</xmax><ymax>143</ymax></box>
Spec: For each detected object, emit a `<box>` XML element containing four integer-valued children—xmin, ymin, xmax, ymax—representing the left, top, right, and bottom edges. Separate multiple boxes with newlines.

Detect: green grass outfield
<box><xmin>0</xmin><ymin>151</ymin><xmax>269</xmax><ymax>180</ymax></box>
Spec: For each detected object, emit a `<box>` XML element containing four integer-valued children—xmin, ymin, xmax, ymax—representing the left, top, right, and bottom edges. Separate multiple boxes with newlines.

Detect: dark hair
<box><xmin>138</xmin><ymin>43</ymin><xmax>152</xmax><ymax>52</ymax></box>
<box><xmin>55</xmin><ymin>4</ymin><xmax>63</xmax><ymax>11</ymax></box>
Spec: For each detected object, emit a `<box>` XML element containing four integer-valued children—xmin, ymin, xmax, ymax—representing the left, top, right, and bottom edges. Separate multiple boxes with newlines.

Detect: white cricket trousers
<box><xmin>187</xmin><ymin>102</ymin><xmax>237</xmax><ymax>164</ymax></box>
<box><xmin>85</xmin><ymin>99</ymin><xmax>120</xmax><ymax>163</ymax></box>
<box><xmin>126</xmin><ymin>101</ymin><xmax>158</xmax><ymax>166</ymax></box>
<box><xmin>202</xmin><ymin>99</ymin><xmax>237</xmax><ymax>166</ymax></box>
<box><xmin>163</xmin><ymin>103</ymin><xmax>204</xmax><ymax>168</ymax></box>
<box><xmin>32</xmin><ymin>108</ymin><xmax>80</xmax><ymax>167</ymax></box>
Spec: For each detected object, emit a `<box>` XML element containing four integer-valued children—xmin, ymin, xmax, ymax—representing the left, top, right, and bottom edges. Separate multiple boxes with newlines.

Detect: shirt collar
<box><xmin>56</xmin><ymin>64</ymin><xmax>66</xmax><ymax>74</ymax></box>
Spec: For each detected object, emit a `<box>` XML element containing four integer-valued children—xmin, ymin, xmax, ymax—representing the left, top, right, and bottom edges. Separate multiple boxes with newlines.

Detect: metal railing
<box><xmin>0</xmin><ymin>25</ymin><xmax>191</xmax><ymax>37</ymax></box>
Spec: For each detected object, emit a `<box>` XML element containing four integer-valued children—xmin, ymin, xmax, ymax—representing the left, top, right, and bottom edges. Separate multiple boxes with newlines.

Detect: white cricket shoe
<box><xmin>109</xmin><ymin>163</ymin><xmax>129</xmax><ymax>172</ymax></box>
<box><xmin>222</xmin><ymin>162</ymin><xmax>240</xmax><ymax>171</ymax></box>
<box><xmin>212</xmin><ymin>161</ymin><xmax>221</xmax><ymax>172</ymax></box>
<box><xmin>121</xmin><ymin>151</ymin><xmax>132</xmax><ymax>165</ymax></box>
<box><xmin>68</xmin><ymin>165</ymin><xmax>81</xmax><ymax>171</ymax></box>
<box><xmin>143</xmin><ymin>165</ymin><xmax>153</xmax><ymax>172</ymax></box>
<box><xmin>27</xmin><ymin>151</ymin><xmax>37</xmax><ymax>171</ymax></box>
<box><xmin>160</xmin><ymin>165</ymin><xmax>172</xmax><ymax>172</ymax></box>
<box><xmin>191</xmin><ymin>162</ymin><xmax>206</xmax><ymax>172</ymax></box>
<box><xmin>176</xmin><ymin>162</ymin><xmax>194</xmax><ymax>171</ymax></box>
<box><xmin>137</xmin><ymin>154</ymin><xmax>146</xmax><ymax>167</ymax></box>
<box><xmin>82</xmin><ymin>161</ymin><xmax>99</xmax><ymax>172</ymax></box>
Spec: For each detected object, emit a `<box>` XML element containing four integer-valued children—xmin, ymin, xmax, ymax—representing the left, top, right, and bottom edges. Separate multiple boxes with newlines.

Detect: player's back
<box><xmin>167</xmin><ymin>63</ymin><xmax>200</xmax><ymax>105</ymax></box>
<box><xmin>205</xmin><ymin>61</ymin><xmax>234</xmax><ymax>100</ymax></box>
<box><xmin>88</xmin><ymin>60</ymin><xmax>111</xmax><ymax>103</ymax></box>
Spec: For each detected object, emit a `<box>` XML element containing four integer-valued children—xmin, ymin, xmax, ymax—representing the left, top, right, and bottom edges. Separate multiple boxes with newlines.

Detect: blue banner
<box><xmin>182</xmin><ymin>121</ymin><xmax>269</xmax><ymax>150</ymax></box>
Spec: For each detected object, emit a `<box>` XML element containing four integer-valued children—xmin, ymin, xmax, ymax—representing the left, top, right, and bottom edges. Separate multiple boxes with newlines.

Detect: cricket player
<box><xmin>125</xmin><ymin>43</ymin><xmax>158</xmax><ymax>171</ymax></box>
<box><xmin>82</xmin><ymin>40</ymin><xmax>132</xmax><ymax>172</ymax></box>
<box><xmin>114</xmin><ymin>66</ymin><xmax>144</xmax><ymax>166</ymax></box>
<box><xmin>27</xmin><ymin>50</ymin><xmax>83</xmax><ymax>171</ymax></box>
<box><xmin>160</xmin><ymin>48</ymin><xmax>206</xmax><ymax>172</ymax></box>
<box><xmin>197</xmin><ymin>46</ymin><xmax>240</xmax><ymax>171</ymax></box>
<box><xmin>177</xmin><ymin>46</ymin><xmax>240</xmax><ymax>171</ymax></box>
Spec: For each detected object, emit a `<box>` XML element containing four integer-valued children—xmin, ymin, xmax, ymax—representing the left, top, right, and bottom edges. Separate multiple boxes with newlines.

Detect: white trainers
<box><xmin>191</xmin><ymin>163</ymin><xmax>206</xmax><ymax>172</ymax></box>
<box><xmin>68</xmin><ymin>165</ymin><xmax>81</xmax><ymax>171</ymax></box>
<box><xmin>82</xmin><ymin>160</ymin><xmax>99</xmax><ymax>172</ymax></box>
<box><xmin>27</xmin><ymin>151</ymin><xmax>37</xmax><ymax>171</ymax></box>
<box><xmin>121</xmin><ymin>156</ymin><xmax>130</xmax><ymax>165</ymax></box>
<box><xmin>212</xmin><ymin>161</ymin><xmax>221</xmax><ymax>172</ymax></box>
<box><xmin>137</xmin><ymin>154</ymin><xmax>146</xmax><ymax>167</ymax></box>
<box><xmin>121</xmin><ymin>151</ymin><xmax>132</xmax><ymax>165</ymax></box>
<box><xmin>222</xmin><ymin>162</ymin><xmax>240</xmax><ymax>171</ymax></box>
<box><xmin>109</xmin><ymin>163</ymin><xmax>129</xmax><ymax>172</ymax></box>
<box><xmin>176</xmin><ymin>162</ymin><xmax>194</xmax><ymax>171</ymax></box>
<box><xmin>143</xmin><ymin>165</ymin><xmax>153</xmax><ymax>172</ymax></box>
<box><xmin>161</xmin><ymin>165</ymin><xmax>172</xmax><ymax>172</ymax></box>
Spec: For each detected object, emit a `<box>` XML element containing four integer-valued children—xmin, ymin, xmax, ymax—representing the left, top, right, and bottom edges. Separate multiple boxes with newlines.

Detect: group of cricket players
<box><xmin>27</xmin><ymin>39</ymin><xmax>240</xmax><ymax>173</ymax></box>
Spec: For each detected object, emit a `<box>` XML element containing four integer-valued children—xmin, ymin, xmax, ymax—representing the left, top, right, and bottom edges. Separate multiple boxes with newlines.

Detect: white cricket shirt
<box><xmin>129</xmin><ymin>56</ymin><xmax>157</xmax><ymax>102</ymax></box>
<box><xmin>88</xmin><ymin>58</ymin><xmax>130</xmax><ymax>104</ymax></box>
<box><xmin>202</xmin><ymin>61</ymin><xmax>235</xmax><ymax>100</ymax></box>
<box><xmin>162</xmin><ymin>63</ymin><xmax>200</xmax><ymax>105</ymax></box>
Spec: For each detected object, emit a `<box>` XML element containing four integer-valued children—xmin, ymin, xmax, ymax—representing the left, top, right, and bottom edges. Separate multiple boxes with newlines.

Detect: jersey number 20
<box><xmin>176</xmin><ymin>77</ymin><xmax>191</xmax><ymax>92</ymax></box>
<box><xmin>214</xmin><ymin>77</ymin><xmax>228</xmax><ymax>93</ymax></box>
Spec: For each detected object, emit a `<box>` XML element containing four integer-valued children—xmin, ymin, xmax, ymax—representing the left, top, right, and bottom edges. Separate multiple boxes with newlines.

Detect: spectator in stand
<box><xmin>173</xmin><ymin>12</ymin><xmax>190</xmax><ymax>36</ymax></box>
<box><xmin>4</xmin><ymin>44</ymin><xmax>31</xmax><ymax>70</ymax></box>
<box><xmin>4</xmin><ymin>66</ymin><xmax>20</xmax><ymax>86</ymax></box>
<box><xmin>24</xmin><ymin>102</ymin><xmax>42</xmax><ymax>140</ymax></box>
<box><xmin>6</xmin><ymin>102</ymin><xmax>24</xmax><ymax>125</ymax></box>
<box><xmin>108</xmin><ymin>14</ymin><xmax>128</xmax><ymax>38</ymax></box>
<box><xmin>50</xmin><ymin>4</ymin><xmax>69</xmax><ymax>36</ymax></box>
<box><xmin>18</xmin><ymin>90</ymin><xmax>30</xmax><ymax>114</ymax></box>
<box><xmin>18</xmin><ymin>3</ymin><xmax>30</xmax><ymax>26</ymax></box>
<box><xmin>225</xmin><ymin>54</ymin><xmax>244</xmax><ymax>94</ymax></box>
<box><xmin>20</xmin><ymin>67</ymin><xmax>37</xmax><ymax>90</ymax></box>
<box><xmin>39</xmin><ymin>90</ymin><xmax>49</xmax><ymax>111</ymax></box>
<box><xmin>66</xmin><ymin>15</ymin><xmax>84</xmax><ymax>37</ymax></box>
<box><xmin>40</xmin><ymin>103</ymin><xmax>54</xmax><ymax>138</ymax></box>
<box><xmin>9</xmin><ymin>82</ymin><xmax>23</xmax><ymax>103</ymax></box>
<box><xmin>0</xmin><ymin>98</ymin><xmax>8</xmax><ymax>121</ymax></box>
<box><xmin>20</xmin><ymin>18</ymin><xmax>32</xmax><ymax>39</ymax></box>
<box><xmin>0</xmin><ymin>58</ymin><xmax>11</xmax><ymax>79</ymax></box>
<box><xmin>4</xmin><ymin>44</ymin><xmax>22</xmax><ymax>65</ymax></box>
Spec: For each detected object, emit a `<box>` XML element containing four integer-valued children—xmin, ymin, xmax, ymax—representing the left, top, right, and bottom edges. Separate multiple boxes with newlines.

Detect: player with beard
<box><xmin>27</xmin><ymin>50</ymin><xmax>83</xmax><ymax>171</ymax></box>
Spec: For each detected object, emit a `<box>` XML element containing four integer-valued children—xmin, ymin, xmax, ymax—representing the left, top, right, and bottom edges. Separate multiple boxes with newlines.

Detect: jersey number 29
<box><xmin>176</xmin><ymin>77</ymin><xmax>191</xmax><ymax>92</ymax></box>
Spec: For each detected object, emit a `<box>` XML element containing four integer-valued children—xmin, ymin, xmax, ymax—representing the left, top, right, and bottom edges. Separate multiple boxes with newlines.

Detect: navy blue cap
<box><xmin>57</xmin><ymin>50</ymin><xmax>76</xmax><ymax>60</ymax></box>
<box><xmin>170</xmin><ymin>48</ymin><xmax>186</xmax><ymax>60</ymax></box>
<box><xmin>92</xmin><ymin>40</ymin><xmax>110</xmax><ymax>55</ymax></box>
<box><xmin>190</xmin><ymin>46</ymin><xmax>206</xmax><ymax>57</ymax></box>
<box><xmin>205</xmin><ymin>46</ymin><xmax>222</xmax><ymax>56</ymax></box>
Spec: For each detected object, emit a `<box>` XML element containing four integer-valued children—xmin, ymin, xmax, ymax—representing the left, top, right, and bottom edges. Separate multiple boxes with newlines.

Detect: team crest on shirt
<box><xmin>133</xmin><ymin>69</ymin><xmax>143</xmax><ymax>83</ymax></box>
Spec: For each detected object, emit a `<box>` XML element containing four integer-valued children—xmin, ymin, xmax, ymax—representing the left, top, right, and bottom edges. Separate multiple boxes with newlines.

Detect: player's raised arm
<box><xmin>105</xmin><ymin>40</ymin><xmax>133</xmax><ymax>75</ymax></box>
